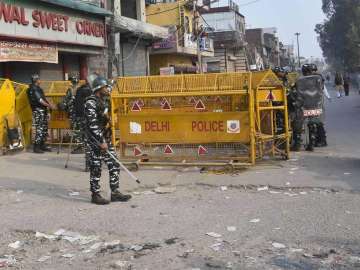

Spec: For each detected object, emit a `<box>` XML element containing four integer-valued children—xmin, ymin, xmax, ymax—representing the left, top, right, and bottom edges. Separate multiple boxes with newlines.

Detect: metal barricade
<box><xmin>112</xmin><ymin>73</ymin><xmax>256</xmax><ymax>166</ymax></box>
<box><xmin>0</xmin><ymin>79</ymin><xmax>16</xmax><ymax>152</ymax></box>
<box><xmin>251</xmin><ymin>70</ymin><xmax>290</xmax><ymax>160</ymax></box>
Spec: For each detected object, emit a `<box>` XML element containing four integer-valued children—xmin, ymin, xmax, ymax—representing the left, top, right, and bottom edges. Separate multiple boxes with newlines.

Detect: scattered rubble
<box><xmin>249</xmin><ymin>219</ymin><xmax>260</xmax><ymax>223</ymax></box>
<box><xmin>164</xmin><ymin>237</ymin><xmax>179</xmax><ymax>245</ymax></box>
<box><xmin>8</xmin><ymin>241</ymin><xmax>22</xmax><ymax>249</ymax></box>
<box><xmin>272</xmin><ymin>242</ymin><xmax>286</xmax><ymax>249</ymax></box>
<box><xmin>206</xmin><ymin>232</ymin><xmax>222</xmax><ymax>238</ymax></box>
<box><xmin>110</xmin><ymin>260</ymin><xmax>132</xmax><ymax>269</ymax></box>
<box><xmin>220</xmin><ymin>186</ymin><xmax>228</xmax><ymax>191</ymax></box>
<box><xmin>0</xmin><ymin>255</ymin><xmax>16</xmax><ymax>268</ymax></box>
<box><xmin>257</xmin><ymin>186</ymin><xmax>269</xmax><ymax>191</ymax></box>
<box><xmin>37</xmin><ymin>255</ymin><xmax>51</xmax><ymax>262</ymax></box>
<box><xmin>226</xmin><ymin>226</ymin><xmax>237</xmax><ymax>232</ymax></box>
<box><xmin>154</xmin><ymin>186</ymin><xmax>176</xmax><ymax>194</ymax></box>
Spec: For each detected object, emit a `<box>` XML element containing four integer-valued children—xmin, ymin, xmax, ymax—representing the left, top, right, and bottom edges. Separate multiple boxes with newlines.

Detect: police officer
<box><xmin>288</xmin><ymin>83</ymin><xmax>304</xmax><ymax>151</ymax></box>
<box><xmin>73</xmin><ymin>74</ymin><xmax>95</xmax><ymax>168</ymax></box>
<box><xmin>307</xmin><ymin>64</ymin><xmax>329</xmax><ymax>148</ymax></box>
<box><xmin>84</xmin><ymin>75</ymin><xmax>131</xmax><ymax>205</ymax></box>
<box><xmin>27</xmin><ymin>74</ymin><xmax>56</xmax><ymax>153</ymax></box>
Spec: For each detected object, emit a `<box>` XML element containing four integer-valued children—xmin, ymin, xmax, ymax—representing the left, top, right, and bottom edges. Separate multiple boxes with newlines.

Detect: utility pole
<box><xmin>295</xmin><ymin>32</ymin><xmax>301</xmax><ymax>68</ymax></box>
<box><xmin>193</xmin><ymin>0</ymin><xmax>203</xmax><ymax>73</ymax></box>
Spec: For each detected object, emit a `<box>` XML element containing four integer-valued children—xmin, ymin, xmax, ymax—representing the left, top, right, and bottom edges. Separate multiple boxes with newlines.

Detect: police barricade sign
<box><xmin>112</xmin><ymin>72</ymin><xmax>256</xmax><ymax>164</ymax></box>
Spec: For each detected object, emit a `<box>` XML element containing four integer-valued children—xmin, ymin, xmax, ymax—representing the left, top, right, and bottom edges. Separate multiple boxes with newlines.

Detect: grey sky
<box><xmin>236</xmin><ymin>0</ymin><xmax>325</xmax><ymax>57</ymax></box>
<box><xmin>237</xmin><ymin>0</ymin><xmax>326</xmax><ymax>58</ymax></box>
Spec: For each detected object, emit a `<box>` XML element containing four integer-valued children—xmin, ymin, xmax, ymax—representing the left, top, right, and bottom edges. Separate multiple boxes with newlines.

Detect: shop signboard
<box><xmin>0</xmin><ymin>1</ymin><xmax>106</xmax><ymax>47</ymax></box>
<box><xmin>0</xmin><ymin>40</ymin><xmax>58</xmax><ymax>63</ymax></box>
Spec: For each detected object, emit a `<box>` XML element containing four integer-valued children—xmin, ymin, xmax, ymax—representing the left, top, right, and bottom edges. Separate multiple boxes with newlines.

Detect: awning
<box><xmin>113</xmin><ymin>16</ymin><xmax>168</xmax><ymax>40</ymax></box>
<box><xmin>39</xmin><ymin>0</ymin><xmax>112</xmax><ymax>16</ymax></box>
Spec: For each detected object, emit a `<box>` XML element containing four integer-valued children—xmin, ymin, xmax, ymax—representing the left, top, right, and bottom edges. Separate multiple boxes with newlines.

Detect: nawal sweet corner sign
<box><xmin>0</xmin><ymin>1</ymin><xmax>106</xmax><ymax>47</ymax></box>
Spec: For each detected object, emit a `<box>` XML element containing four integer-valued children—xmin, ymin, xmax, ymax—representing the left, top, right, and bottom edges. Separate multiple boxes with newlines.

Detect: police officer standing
<box><xmin>84</xmin><ymin>75</ymin><xmax>131</xmax><ymax>205</ymax></box>
<box><xmin>27</xmin><ymin>74</ymin><xmax>56</xmax><ymax>153</ymax></box>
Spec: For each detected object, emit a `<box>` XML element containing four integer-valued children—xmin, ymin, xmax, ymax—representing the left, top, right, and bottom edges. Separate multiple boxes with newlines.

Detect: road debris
<box><xmin>8</xmin><ymin>241</ymin><xmax>22</xmax><ymax>249</ymax></box>
<box><xmin>37</xmin><ymin>255</ymin><xmax>51</xmax><ymax>262</ymax></box>
<box><xmin>154</xmin><ymin>186</ymin><xmax>176</xmax><ymax>194</ymax></box>
<box><xmin>68</xmin><ymin>191</ymin><xmax>80</xmax><ymax>196</ymax></box>
<box><xmin>210</xmin><ymin>242</ymin><xmax>223</xmax><ymax>251</ymax></box>
<box><xmin>206</xmin><ymin>232</ymin><xmax>222</xmax><ymax>238</ymax></box>
<box><xmin>35</xmin><ymin>232</ymin><xmax>58</xmax><ymax>240</ymax></box>
<box><xmin>0</xmin><ymin>255</ymin><xmax>16</xmax><ymax>267</ymax></box>
<box><xmin>272</xmin><ymin>242</ymin><xmax>286</xmax><ymax>249</ymax></box>
<box><xmin>61</xmin><ymin>253</ymin><xmax>74</xmax><ymax>259</ymax></box>
<box><xmin>111</xmin><ymin>260</ymin><xmax>132</xmax><ymax>269</ymax></box>
<box><xmin>130</xmin><ymin>245</ymin><xmax>144</xmax><ymax>252</ymax></box>
<box><xmin>290</xmin><ymin>248</ymin><xmax>304</xmax><ymax>253</ymax></box>
<box><xmin>164</xmin><ymin>237</ymin><xmax>179</xmax><ymax>245</ymax></box>
<box><xmin>53</xmin><ymin>229</ymin><xmax>98</xmax><ymax>245</ymax></box>
<box><xmin>220</xmin><ymin>186</ymin><xmax>228</xmax><ymax>191</ymax></box>
<box><xmin>257</xmin><ymin>186</ymin><xmax>269</xmax><ymax>191</ymax></box>
<box><xmin>16</xmin><ymin>190</ymin><xmax>23</xmax><ymax>194</ymax></box>
<box><xmin>343</xmin><ymin>172</ymin><xmax>352</xmax><ymax>175</ymax></box>
<box><xmin>299</xmin><ymin>191</ymin><xmax>308</xmax><ymax>195</ymax></box>
<box><xmin>269</xmin><ymin>191</ymin><xmax>281</xmax><ymax>194</ymax></box>
<box><xmin>249</xmin><ymin>219</ymin><xmax>260</xmax><ymax>223</ymax></box>
<box><xmin>226</xmin><ymin>226</ymin><xmax>237</xmax><ymax>232</ymax></box>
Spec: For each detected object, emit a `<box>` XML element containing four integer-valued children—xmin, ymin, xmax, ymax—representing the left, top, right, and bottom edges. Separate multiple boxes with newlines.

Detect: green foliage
<box><xmin>316</xmin><ymin>0</ymin><xmax>360</xmax><ymax>71</ymax></box>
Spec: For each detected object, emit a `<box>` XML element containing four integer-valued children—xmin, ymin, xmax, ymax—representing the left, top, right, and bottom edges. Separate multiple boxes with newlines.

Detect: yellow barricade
<box><xmin>2</xmin><ymin>73</ymin><xmax>290</xmax><ymax>165</ymax></box>
<box><xmin>112</xmin><ymin>73</ymin><xmax>256</xmax><ymax>165</ymax></box>
<box><xmin>0</xmin><ymin>79</ymin><xmax>16</xmax><ymax>152</ymax></box>
<box><xmin>252</xmin><ymin>70</ymin><xmax>290</xmax><ymax>160</ymax></box>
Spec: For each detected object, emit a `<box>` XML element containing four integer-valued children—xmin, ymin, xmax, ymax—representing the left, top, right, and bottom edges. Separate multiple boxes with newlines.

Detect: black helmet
<box><xmin>272</xmin><ymin>66</ymin><xmax>281</xmax><ymax>73</ymax></box>
<box><xmin>92</xmin><ymin>75</ymin><xmax>109</xmax><ymax>93</ymax></box>
<box><xmin>302</xmin><ymin>63</ymin><xmax>317</xmax><ymax>75</ymax></box>
<box><xmin>31</xmin><ymin>74</ymin><xmax>40</xmax><ymax>83</ymax></box>
<box><xmin>68</xmin><ymin>75</ymin><xmax>79</xmax><ymax>86</ymax></box>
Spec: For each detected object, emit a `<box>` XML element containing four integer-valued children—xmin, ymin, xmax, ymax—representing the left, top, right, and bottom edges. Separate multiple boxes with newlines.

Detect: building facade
<box><xmin>0</xmin><ymin>0</ymin><xmax>111</xmax><ymax>83</ymax></box>
<box><xmin>146</xmin><ymin>1</ymin><xmax>214</xmax><ymax>75</ymax></box>
<box><xmin>201</xmin><ymin>1</ymin><xmax>248</xmax><ymax>73</ymax></box>
<box><xmin>246</xmin><ymin>27</ymin><xmax>280</xmax><ymax>70</ymax></box>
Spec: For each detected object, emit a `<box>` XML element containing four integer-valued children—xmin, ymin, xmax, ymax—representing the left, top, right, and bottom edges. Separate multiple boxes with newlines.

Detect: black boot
<box><xmin>40</xmin><ymin>143</ymin><xmax>52</xmax><ymax>152</ymax></box>
<box><xmin>111</xmin><ymin>190</ymin><xmax>132</xmax><ymax>202</ymax></box>
<box><xmin>33</xmin><ymin>144</ymin><xmax>44</xmax><ymax>154</ymax></box>
<box><xmin>91</xmin><ymin>193</ymin><xmax>110</xmax><ymax>205</ymax></box>
<box><xmin>305</xmin><ymin>144</ymin><xmax>314</xmax><ymax>152</ymax></box>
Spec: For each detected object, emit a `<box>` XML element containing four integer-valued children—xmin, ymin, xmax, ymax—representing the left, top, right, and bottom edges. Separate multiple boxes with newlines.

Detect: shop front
<box><xmin>0</xmin><ymin>0</ymin><xmax>110</xmax><ymax>83</ymax></box>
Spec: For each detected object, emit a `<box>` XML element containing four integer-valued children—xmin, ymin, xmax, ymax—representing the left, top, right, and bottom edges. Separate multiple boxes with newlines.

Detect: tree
<box><xmin>315</xmin><ymin>0</ymin><xmax>360</xmax><ymax>72</ymax></box>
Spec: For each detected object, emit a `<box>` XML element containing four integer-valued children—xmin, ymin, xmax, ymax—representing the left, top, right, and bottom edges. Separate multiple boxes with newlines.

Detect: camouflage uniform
<box><xmin>287</xmin><ymin>86</ymin><xmax>304</xmax><ymax>151</ymax></box>
<box><xmin>84</xmin><ymin>94</ymin><xmax>119</xmax><ymax>194</ymax></box>
<box><xmin>27</xmin><ymin>84</ymin><xmax>49</xmax><ymax>147</ymax></box>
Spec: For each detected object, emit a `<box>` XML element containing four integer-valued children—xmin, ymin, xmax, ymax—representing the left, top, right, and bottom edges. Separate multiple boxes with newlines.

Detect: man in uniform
<box><xmin>295</xmin><ymin>64</ymin><xmax>329</xmax><ymax>151</ymax></box>
<box><xmin>27</xmin><ymin>74</ymin><xmax>56</xmax><ymax>153</ymax></box>
<box><xmin>73</xmin><ymin>74</ymin><xmax>96</xmax><ymax>169</ymax></box>
<box><xmin>287</xmin><ymin>83</ymin><xmax>304</xmax><ymax>151</ymax></box>
<box><xmin>58</xmin><ymin>76</ymin><xmax>83</xmax><ymax>153</ymax></box>
<box><xmin>84</xmin><ymin>75</ymin><xmax>131</xmax><ymax>205</ymax></box>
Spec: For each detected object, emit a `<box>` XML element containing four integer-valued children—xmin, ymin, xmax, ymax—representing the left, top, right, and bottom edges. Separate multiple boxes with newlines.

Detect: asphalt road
<box><xmin>0</xmin><ymin>86</ymin><xmax>359</xmax><ymax>270</ymax></box>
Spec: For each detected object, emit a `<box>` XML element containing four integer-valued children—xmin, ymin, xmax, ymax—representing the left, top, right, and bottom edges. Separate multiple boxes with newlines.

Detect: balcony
<box><xmin>151</xmin><ymin>32</ymin><xmax>214</xmax><ymax>57</ymax></box>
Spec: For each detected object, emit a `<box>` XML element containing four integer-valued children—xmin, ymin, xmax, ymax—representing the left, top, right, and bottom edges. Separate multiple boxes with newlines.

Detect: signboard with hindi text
<box><xmin>0</xmin><ymin>40</ymin><xmax>58</xmax><ymax>63</ymax></box>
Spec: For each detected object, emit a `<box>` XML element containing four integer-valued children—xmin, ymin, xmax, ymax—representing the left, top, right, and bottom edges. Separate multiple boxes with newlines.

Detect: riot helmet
<box><xmin>68</xmin><ymin>75</ymin><xmax>79</xmax><ymax>86</ymax></box>
<box><xmin>272</xmin><ymin>66</ymin><xmax>282</xmax><ymax>74</ymax></box>
<box><xmin>31</xmin><ymin>74</ymin><xmax>40</xmax><ymax>84</ymax></box>
<box><xmin>302</xmin><ymin>64</ymin><xmax>318</xmax><ymax>76</ymax></box>
<box><xmin>92</xmin><ymin>75</ymin><xmax>110</xmax><ymax>93</ymax></box>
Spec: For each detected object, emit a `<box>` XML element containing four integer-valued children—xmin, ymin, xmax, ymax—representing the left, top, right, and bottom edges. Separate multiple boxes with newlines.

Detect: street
<box><xmin>0</xmin><ymin>87</ymin><xmax>360</xmax><ymax>269</ymax></box>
